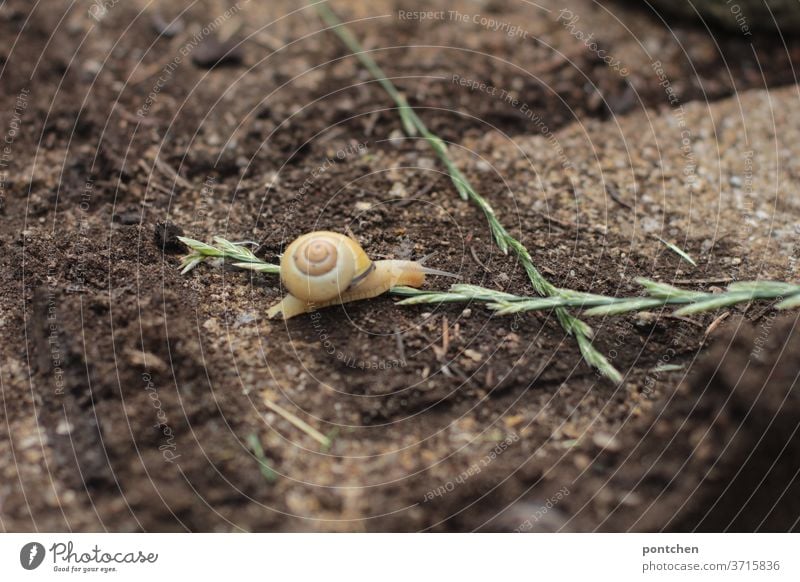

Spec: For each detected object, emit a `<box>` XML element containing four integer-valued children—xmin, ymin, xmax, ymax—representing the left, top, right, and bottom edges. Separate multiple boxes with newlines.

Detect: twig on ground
<box><xmin>263</xmin><ymin>397</ymin><xmax>332</xmax><ymax>449</ymax></box>
<box><xmin>703</xmin><ymin>312</ymin><xmax>730</xmax><ymax>341</ymax></box>
<box><xmin>605</xmin><ymin>184</ymin><xmax>633</xmax><ymax>211</ymax></box>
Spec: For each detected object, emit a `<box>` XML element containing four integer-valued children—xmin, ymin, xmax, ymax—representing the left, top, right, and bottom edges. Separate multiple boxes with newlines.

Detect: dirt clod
<box><xmin>154</xmin><ymin>220</ymin><xmax>186</xmax><ymax>254</ymax></box>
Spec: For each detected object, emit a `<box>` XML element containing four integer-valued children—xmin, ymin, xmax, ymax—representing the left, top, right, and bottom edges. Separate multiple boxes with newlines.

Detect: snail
<box><xmin>267</xmin><ymin>231</ymin><xmax>454</xmax><ymax>319</ymax></box>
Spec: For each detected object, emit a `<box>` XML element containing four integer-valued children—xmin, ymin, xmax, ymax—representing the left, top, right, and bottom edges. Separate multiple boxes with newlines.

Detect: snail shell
<box><xmin>280</xmin><ymin>231</ymin><xmax>373</xmax><ymax>303</ymax></box>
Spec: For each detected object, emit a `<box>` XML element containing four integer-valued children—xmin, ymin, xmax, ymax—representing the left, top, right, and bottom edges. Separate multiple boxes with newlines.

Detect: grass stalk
<box><xmin>263</xmin><ymin>398</ymin><xmax>332</xmax><ymax>449</ymax></box>
<box><xmin>179</xmin><ymin>237</ymin><xmax>800</xmax><ymax>320</ymax></box>
<box><xmin>310</xmin><ymin>1</ymin><xmax>622</xmax><ymax>382</ymax></box>
<box><xmin>178</xmin><ymin>236</ymin><xmax>280</xmax><ymax>275</ymax></box>
<box><xmin>393</xmin><ymin>278</ymin><xmax>800</xmax><ymax>316</ymax></box>
<box><xmin>655</xmin><ymin>237</ymin><xmax>697</xmax><ymax>267</ymax></box>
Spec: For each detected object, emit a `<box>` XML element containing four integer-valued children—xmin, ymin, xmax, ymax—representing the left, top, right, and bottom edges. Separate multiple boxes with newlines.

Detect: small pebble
<box><xmin>463</xmin><ymin>348</ymin><xmax>482</xmax><ymax>362</ymax></box>
<box><xmin>113</xmin><ymin>211</ymin><xmax>140</xmax><ymax>225</ymax></box>
<box><xmin>388</xmin><ymin>129</ymin><xmax>405</xmax><ymax>146</ymax></box>
<box><xmin>56</xmin><ymin>420</ymin><xmax>74</xmax><ymax>435</ymax></box>
<box><xmin>592</xmin><ymin>431</ymin><xmax>621</xmax><ymax>453</ymax></box>
<box><xmin>191</xmin><ymin>35</ymin><xmax>243</xmax><ymax>69</ymax></box>
<box><xmin>151</xmin><ymin>12</ymin><xmax>185</xmax><ymax>38</ymax></box>
<box><xmin>390</xmin><ymin>182</ymin><xmax>407</xmax><ymax>198</ymax></box>
<box><xmin>236</xmin><ymin>311</ymin><xmax>258</xmax><ymax>326</ymax></box>
<box><xmin>417</xmin><ymin>157</ymin><xmax>436</xmax><ymax>170</ymax></box>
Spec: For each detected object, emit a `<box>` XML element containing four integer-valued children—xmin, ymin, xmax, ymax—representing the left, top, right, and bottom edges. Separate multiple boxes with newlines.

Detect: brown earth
<box><xmin>0</xmin><ymin>0</ymin><xmax>798</xmax><ymax>531</ymax></box>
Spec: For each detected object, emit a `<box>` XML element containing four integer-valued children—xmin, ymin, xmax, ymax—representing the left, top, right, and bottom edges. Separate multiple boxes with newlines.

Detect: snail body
<box><xmin>267</xmin><ymin>231</ymin><xmax>451</xmax><ymax>319</ymax></box>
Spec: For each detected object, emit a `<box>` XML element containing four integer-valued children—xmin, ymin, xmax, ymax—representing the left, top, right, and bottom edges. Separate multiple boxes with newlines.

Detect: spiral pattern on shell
<box><xmin>294</xmin><ymin>237</ymin><xmax>338</xmax><ymax>277</ymax></box>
